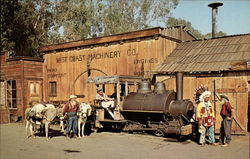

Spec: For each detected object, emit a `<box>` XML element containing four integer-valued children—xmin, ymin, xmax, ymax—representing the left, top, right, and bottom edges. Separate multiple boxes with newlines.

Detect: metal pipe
<box><xmin>176</xmin><ymin>72</ymin><xmax>184</xmax><ymax>100</ymax></box>
<box><xmin>208</xmin><ymin>2</ymin><xmax>223</xmax><ymax>38</ymax></box>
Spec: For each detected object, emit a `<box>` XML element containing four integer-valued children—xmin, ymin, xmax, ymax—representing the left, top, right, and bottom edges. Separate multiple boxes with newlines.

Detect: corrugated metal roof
<box><xmin>155</xmin><ymin>34</ymin><xmax>250</xmax><ymax>73</ymax></box>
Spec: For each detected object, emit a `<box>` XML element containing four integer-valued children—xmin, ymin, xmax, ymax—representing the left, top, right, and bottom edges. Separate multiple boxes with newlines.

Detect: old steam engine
<box><xmin>121</xmin><ymin>73</ymin><xmax>194</xmax><ymax>137</ymax></box>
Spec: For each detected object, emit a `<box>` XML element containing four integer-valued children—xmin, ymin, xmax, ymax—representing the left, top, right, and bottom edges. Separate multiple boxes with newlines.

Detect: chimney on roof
<box><xmin>208</xmin><ymin>2</ymin><xmax>223</xmax><ymax>38</ymax></box>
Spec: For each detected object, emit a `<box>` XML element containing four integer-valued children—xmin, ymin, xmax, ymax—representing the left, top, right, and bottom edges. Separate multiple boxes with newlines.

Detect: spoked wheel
<box><xmin>154</xmin><ymin>129</ymin><xmax>164</xmax><ymax>137</ymax></box>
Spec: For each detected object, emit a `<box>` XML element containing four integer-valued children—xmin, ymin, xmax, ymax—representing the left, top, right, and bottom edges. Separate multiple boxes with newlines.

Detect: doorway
<box><xmin>27</xmin><ymin>80</ymin><xmax>43</xmax><ymax>105</ymax></box>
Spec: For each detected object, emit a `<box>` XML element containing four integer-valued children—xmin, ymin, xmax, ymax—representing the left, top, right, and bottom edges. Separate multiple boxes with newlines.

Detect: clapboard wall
<box><xmin>157</xmin><ymin>71</ymin><xmax>250</xmax><ymax>134</ymax></box>
<box><xmin>43</xmin><ymin>36</ymin><xmax>178</xmax><ymax>103</ymax></box>
<box><xmin>41</xmin><ymin>27</ymin><xmax>196</xmax><ymax>103</ymax></box>
<box><xmin>0</xmin><ymin>52</ymin><xmax>43</xmax><ymax>123</ymax></box>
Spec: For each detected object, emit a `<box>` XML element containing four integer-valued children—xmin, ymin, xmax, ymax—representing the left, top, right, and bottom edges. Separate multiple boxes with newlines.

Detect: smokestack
<box><xmin>208</xmin><ymin>2</ymin><xmax>223</xmax><ymax>38</ymax></box>
<box><xmin>176</xmin><ymin>72</ymin><xmax>184</xmax><ymax>100</ymax></box>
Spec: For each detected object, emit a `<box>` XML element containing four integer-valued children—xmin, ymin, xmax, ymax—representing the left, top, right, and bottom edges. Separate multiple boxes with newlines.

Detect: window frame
<box><xmin>6</xmin><ymin>80</ymin><xmax>17</xmax><ymax>109</ymax></box>
<box><xmin>49</xmin><ymin>81</ymin><xmax>57</xmax><ymax>97</ymax></box>
<box><xmin>0</xmin><ymin>80</ymin><xmax>6</xmax><ymax>107</ymax></box>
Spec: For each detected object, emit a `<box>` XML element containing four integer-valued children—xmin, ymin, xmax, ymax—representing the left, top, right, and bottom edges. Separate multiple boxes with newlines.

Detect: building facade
<box><xmin>154</xmin><ymin>34</ymin><xmax>250</xmax><ymax>134</ymax></box>
<box><xmin>0</xmin><ymin>52</ymin><xmax>43</xmax><ymax>123</ymax></box>
<box><xmin>0</xmin><ymin>26</ymin><xmax>195</xmax><ymax>123</ymax></box>
<box><xmin>41</xmin><ymin>26</ymin><xmax>195</xmax><ymax>104</ymax></box>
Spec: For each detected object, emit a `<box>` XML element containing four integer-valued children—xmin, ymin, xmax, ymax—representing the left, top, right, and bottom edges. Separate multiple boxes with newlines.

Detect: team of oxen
<box><xmin>25</xmin><ymin>102</ymin><xmax>92</xmax><ymax>140</ymax></box>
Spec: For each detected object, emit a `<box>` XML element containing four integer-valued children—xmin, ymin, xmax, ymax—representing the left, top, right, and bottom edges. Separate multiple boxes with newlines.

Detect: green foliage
<box><xmin>0</xmin><ymin>0</ymin><xmax>20</xmax><ymax>54</ymax></box>
<box><xmin>1</xmin><ymin>0</ymin><xmax>178</xmax><ymax>56</ymax></box>
<box><xmin>166</xmin><ymin>17</ymin><xmax>227</xmax><ymax>40</ymax></box>
<box><xmin>1</xmin><ymin>0</ymin><xmax>54</xmax><ymax>56</ymax></box>
<box><xmin>203</xmin><ymin>31</ymin><xmax>227</xmax><ymax>39</ymax></box>
<box><xmin>166</xmin><ymin>17</ymin><xmax>204</xmax><ymax>39</ymax></box>
<box><xmin>53</xmin><ymin>0</ymin><xmax>179</xmax><ymax>41</ymax></box>
<box><xmin>100</xmin><ymin>0</ymin><xmax>178</xmax><ymax>36</ymax></box>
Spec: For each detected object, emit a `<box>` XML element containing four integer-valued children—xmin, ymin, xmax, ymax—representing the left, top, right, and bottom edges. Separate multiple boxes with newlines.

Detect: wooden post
<box><xmin>116</xmin><ymin>81</ymin><xmax>120</xmax><ymax>109</ymax></box>
<box><xmin>134</xmin><ymin>82</ymin><xmax>137</xmax><ymax>92</ymax></box>
<box><xmin>125</xmin><ymin>82</ymin><xmax>128</xmax><ymax>96</ymax></box>
<box><xmin>213</xmin><ymin>80</ymin><xmax>217</xmax><ymax>132</ymax></box>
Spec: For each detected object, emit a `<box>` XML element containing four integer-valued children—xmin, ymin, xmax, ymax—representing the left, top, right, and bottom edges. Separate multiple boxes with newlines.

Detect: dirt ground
<box><xmin>0</xmin><ymin>123</ymin><xmax>249</xmax><ymax>159</ymax></box>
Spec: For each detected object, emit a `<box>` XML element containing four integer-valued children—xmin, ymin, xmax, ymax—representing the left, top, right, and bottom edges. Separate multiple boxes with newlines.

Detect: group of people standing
<box><xmin>63</xmin><ymin>86</ymin><xmax>234</xmax><ymax>144</ymax></box>
<box><xmin>196</xmin><ymin>91</ymin><xmax>234</xmax><ymax>147</ymax></box>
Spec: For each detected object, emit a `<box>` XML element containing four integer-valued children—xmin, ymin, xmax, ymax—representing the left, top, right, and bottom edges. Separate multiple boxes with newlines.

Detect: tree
<box><xmin>101</xmin><ymin>0</ymin><xmax>178</xmax><ymax>36</ymax></box>
<box><xmin>166</xmin><ymin>17</ymin><xmax>204</xmax><ymax>39</ymax></box>
<box><xmin>0</xmin><ymin>0</ymin><xmax>20</xmax><ymax>54</ymax></box>
<box><xmin>203</xmin><ymin>31</ymin><xmax>227</xmax><ymax>39</ymax></box>
<box><xmin>1</xmin><ymin>0</ymin><xmax>179</xmax><ymax>56</ymax></box>
<box><xmin>0</xmin><ymin>0</ymin><xmax>54</xmax><ymax>56</ymax></box>
<box><xmin>53</xmin><ymin>0</ymin><xmax>179</xmax><ymax>42</ymax></box>
<box><xmin>166</xmin><ymin>17</ymin><xmax>227</xmax><ymax>39</ymax></box>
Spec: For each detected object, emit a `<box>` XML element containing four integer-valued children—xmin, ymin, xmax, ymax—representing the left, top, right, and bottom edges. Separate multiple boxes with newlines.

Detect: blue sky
<box><xmin>170</xmin><ymin>0</ymin><xmax>250</xmax><ymax>35</ymax></box>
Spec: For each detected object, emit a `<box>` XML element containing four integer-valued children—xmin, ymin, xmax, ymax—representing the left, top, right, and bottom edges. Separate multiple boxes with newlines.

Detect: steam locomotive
<box><xmin>90</xmin><ymin>73</ymin><xmax>195</xmax><ymax>138</ymax></box>
<box><xmin>121</xmin><ymin>81</ymin><xmax>194</xmax><ymax>137</ymax></box>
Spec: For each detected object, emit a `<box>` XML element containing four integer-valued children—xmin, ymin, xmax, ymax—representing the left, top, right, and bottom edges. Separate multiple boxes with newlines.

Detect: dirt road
<box><xmin>0</xmin><ymin>123</ymin><xmax>249</xmax><ymax>159</ymax></box>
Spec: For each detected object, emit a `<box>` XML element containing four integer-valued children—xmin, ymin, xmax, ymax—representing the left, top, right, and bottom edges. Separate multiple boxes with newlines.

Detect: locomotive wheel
<box><xmin>154</xmin><ymin>129</ymin><xmax>164</xmax><ymax>137</ymax></box>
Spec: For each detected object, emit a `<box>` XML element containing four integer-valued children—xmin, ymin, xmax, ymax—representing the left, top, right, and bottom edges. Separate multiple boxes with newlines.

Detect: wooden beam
<box><xmin>40</xmin><ymin>27</ymin><xmax>161</xmax><ymax>52</ymax></box>
<box><xmin>116</xmin><ymin>82</ymin><xmax>120</xmax><ymax>109</ymax></box>
<box><xmin>233</xmin><ymin>116</ymin><xmax>246</xmax><ymax>132</ymax></box>
<box><xmin>125</xmin><ymin>82</ymin><xmax>128</xmax><ymax>96</ymax></box>
<box><xmin>216</xmin><ymin>88</ymin><xmax>248</xmax><ymax>93</ymax></box>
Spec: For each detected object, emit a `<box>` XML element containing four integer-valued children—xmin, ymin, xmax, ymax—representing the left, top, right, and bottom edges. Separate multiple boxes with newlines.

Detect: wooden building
<box><xmin>40</xmin><ymin>26</ymin><xmax>195</xmax><ymax>104</ymax></box>
<box><xmin>154</xmin><ymin>34</ymin><xmax>250</xmax><ymax>134</ymax></box>
<box><xmin>0</xmin><ymin>52</ymin><xmax>43</xmax><ymax>123</ymax></box>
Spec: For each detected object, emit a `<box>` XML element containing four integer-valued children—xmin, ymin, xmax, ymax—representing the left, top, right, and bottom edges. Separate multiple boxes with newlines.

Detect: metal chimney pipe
<box><xmin>208</xmin><ymin>2</ymin><xmax>223</xmax><ymax>38</ymax></box>
<box><xmin>176</xmin><ymin>72</ymin><xmax>184</xmax><ymax>100</ymax></box>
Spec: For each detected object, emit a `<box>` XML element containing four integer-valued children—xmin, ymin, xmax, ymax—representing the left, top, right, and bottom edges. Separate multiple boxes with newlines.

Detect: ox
<box><xmin>25</xmin><ymin>103</ymin><xmax>57</xmax><ymax>140</ymax></box>
<box><xmin>77</xmin><ymin>103</ymin><xmax>92</xmax><ymax>138</ymax></box>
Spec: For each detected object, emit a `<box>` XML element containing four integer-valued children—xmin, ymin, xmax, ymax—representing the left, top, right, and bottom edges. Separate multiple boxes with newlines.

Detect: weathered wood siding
<box><xmin>0</xmin><ymin>53</ymin><xmax>43</xmax><ymax>123</ymax></box>
<box><xmin>43</xmin><ymin>37</ymin><xmax>177</xmax><ymax>103</ymax></box>
<box><xmin>157</xmin><ymin>71</ymin><xmax>250</xmax><ymax>134</ymax></box>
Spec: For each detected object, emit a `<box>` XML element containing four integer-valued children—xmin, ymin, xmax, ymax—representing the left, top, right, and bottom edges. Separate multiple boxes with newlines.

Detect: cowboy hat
<box><xmin>96</xmin><ymin>87</ymin><xmax>103</xmax><ymax>92</ymax></box>
<box><xmin>220</xmin><ymin>94</ymin><xmax>229</xmax><ymax>101</ymax></box>
<box><xmin>199</xmin><ymin>91</ymin><xmax>211</xmax><ymax>102</ymax></box>
<box><xmin>69</xmin><ymin>95</ymin><xmax>77</xmax><ymax>99</ymax></box>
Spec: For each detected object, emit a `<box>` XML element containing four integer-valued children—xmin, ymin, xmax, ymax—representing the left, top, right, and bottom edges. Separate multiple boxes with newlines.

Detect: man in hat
<box><xmin>219</xmin><ymin>95</ymin><xmax>234</xmax><ymax>147</ymax></box>
<box><xmin>196</xmin><ymin>91</ymin><xmax>217</xmax><ymax>146</ymax></box>
<box><xmin>95</xmin><ymin>88</ymin><xmax>114</xmax><ymax>108</ymax></box>
<box><xmin>63</xmin><ymin>95</ymin><xmax>79</xmax><ymax>138</ymax></box>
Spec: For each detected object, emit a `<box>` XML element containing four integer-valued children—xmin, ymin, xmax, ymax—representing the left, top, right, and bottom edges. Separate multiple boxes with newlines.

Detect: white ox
<box><xmin>25</xmin><ymin>103</ymin><xmax>57</xmax><ymax>140</ymax></box>
<box><xmin>77</xmin><ymin>103</ymin><xmax>92</xmax><ymax>138</ymax></box>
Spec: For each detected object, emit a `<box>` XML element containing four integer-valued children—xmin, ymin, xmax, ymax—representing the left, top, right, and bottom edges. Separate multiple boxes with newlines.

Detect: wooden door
<box><xmin>27</xmin><ymin>80</ymin><xmax>43</xmax><ymax>105</ymax></box>
<box><xmin>214</xmin><ymin>78</ymin><xmax>248</xmax><ymax>135</ymax></box>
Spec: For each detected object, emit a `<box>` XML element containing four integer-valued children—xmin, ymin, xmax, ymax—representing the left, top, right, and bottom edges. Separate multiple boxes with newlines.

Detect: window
<box><xmin>7</xmin><ymin>80</ymin><xmax>17</xmax><ymax>108</ymax></box>
<box><xmin>0</xmin><ymin>80</ymin><xmax>6</xmax><ymax>107</ymax></box>
<box><xmin>49</xmin><ymin>81</ymin><xmax>57</xmax><ymax>97</ymax></box>
<box><xmin>29</xmin><ymin>81</ymin><xmax>40</xmax><ymax>96</ymax></box>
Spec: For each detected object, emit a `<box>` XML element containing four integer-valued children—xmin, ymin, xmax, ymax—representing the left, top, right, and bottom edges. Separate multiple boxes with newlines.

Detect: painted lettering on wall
<box><xmin>56</xmin><ymin>50</ymin><xmax>122</xmax><ymax>63</ymax></box>
<box><xmin>127</xmin><ymin>49</ymin><xmax>137</xmax><ymax>56</ymax></box>
<box><xmin>47</xmin><ymin>68</ymin><xmax>67</xmax><ymax>78</ymax></box>
<box><xmin>88</xmin><ymin>51</ymin><xmax>121</xmax><ymax>60</ymax></box>
<box><xmin>47</xmin><ymin>68</ymin><xmax>57</xmax><ymax>72</ymax></box>
<box><xmin>55</xmin><ymin>49</ymin><xmax>140</xmax><ymax>63</ymax></box>
<box><xmin>134</xmin><ymin>58</ymin><xmax>158</xmax><ymax>64</ymax></box>
<box><xmin>48</xmin><ymin>73</ymin><xmax>67</xmax><ymax>78</ymax></box>
<box><xmin>56</xmin><ymin>57</ymin><xmax>67</xmax><ymax>63</ymax></box>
